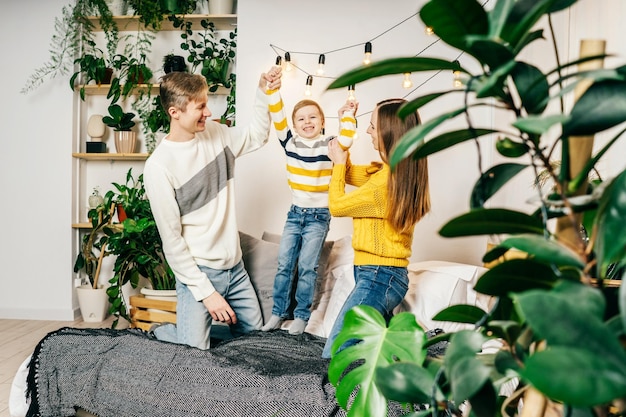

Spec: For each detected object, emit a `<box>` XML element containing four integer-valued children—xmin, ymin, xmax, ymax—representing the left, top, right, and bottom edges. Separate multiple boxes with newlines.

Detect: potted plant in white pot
<box><xmin>324</xmin><ymin>0</ymin><xmax>626</xmax><ymax>416</ymax></box>
<box><xmin>73</xmin><ymin>201</ymin><xmax>116</xmax><ymax>322</ymax></box>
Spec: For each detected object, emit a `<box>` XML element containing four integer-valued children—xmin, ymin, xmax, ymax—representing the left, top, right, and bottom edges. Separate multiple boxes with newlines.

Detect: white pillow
<box><xmin>396</xmin><ymin>260</ymin><xmax>495</xmax><ymax>333</ymax></box>
<box><xmin>318</xmin><ymin>263</ymin><xmax>355</xmax><ymax>338</ymax></box>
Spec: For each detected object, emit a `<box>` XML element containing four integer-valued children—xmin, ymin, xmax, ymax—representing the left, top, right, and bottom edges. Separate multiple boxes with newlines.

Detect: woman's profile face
<box><xmin>366</xmin><ymin>107</ymin><xmax>380</xmax><ymax>151</ymax></box>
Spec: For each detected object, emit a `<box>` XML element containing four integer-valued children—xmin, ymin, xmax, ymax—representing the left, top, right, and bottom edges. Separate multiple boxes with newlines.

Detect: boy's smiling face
<box><xmin>293</xmin><ymin>105</ymin><xmax>324</xmax><ymax>139</ymax></box>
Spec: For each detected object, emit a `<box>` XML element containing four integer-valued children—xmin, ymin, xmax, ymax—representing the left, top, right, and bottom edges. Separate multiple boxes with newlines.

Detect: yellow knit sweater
<box><xmin>328</xmin><ymin>161</ymin><xmax>413</xmax><ymax>267</ymax></box>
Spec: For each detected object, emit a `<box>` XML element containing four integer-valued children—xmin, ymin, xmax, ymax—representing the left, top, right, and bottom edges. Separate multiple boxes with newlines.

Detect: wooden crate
<box><xmin>129</xmin><ymin>294</ymin><xmax>177</xmax><ymax>332</ymax></box>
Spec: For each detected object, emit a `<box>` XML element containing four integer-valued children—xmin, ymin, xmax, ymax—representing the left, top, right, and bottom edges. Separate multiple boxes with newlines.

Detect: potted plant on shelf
<box><xmin>163</xmin><ymin>53</ymin><xmax>187</xmax><ymax>73</ymax></box>
<box><xmin>135</xmin><ymin>95</ymin><xmax>171</xmax><ymax>153</ymax></box>
<box><xmin>103</xmin><ymin>168</ymin><xmax>176</xmax><ymax>328</ymax></box>
<box><xmin>73</xmin><ymin>201</ymin><xmax>116</xmax><ymax>322</ymax></box>
<box><xmin>70</xmin><ymin>44</ymin><xmax>114</xmax><ymax>100</ymax></box>
<box><xmin>172</xmin><ymin>16</ymin><xmax>237</xmax><ymax>92</ymax></box>
<box><xmin>102</xmin><ymin>104</ymin><xmax>137</xmax><ymax>153</ymax></box>
<box><xmin>324</xmin><ymin>0</ymin><xmax>626</xmax><ymax>416</ymax></box>
<box><xmin>220</xmin><ymin>72</ymin><xmax>236</xmax><ymax>125</ymax></box>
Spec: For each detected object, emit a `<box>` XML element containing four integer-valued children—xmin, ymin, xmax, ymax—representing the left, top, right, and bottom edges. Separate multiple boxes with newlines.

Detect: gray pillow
<box><xmin>239</xmin><ymin>232</ymin><xmax>280</xmax><ymax>322</ymax></box>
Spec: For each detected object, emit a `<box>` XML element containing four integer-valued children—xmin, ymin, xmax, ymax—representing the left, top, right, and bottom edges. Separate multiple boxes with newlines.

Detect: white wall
<box><xmin>1</xmin><ymin>0</ymin><xmax>624</xmax><ymax>320</ymax></box>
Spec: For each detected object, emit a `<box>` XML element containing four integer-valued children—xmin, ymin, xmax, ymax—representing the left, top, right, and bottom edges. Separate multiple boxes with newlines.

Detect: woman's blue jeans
<box><xmin>271</xmin><ymin>205</ymin><xmax>331</xmax><ymax>321</ymax></box>
<box><xmin>322</xmin><ymin>265</ymin><xmax>409</xmax><ymax>358</ymax></box>
<box><xmin>153</xmin><ymin>260</ymin><xmax>262</xmax><ymax>350</ymax></box>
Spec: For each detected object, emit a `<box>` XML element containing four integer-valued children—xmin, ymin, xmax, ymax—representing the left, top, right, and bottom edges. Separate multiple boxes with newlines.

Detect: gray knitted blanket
<box><xmin>25</xmin><ymin>327</ymin><xmax>346</xmax><ymax>417</ymax></box>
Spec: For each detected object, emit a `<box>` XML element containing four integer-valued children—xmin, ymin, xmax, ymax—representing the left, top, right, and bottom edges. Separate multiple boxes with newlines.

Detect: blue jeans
<box><xmin>153</xmin><ymin>260</ymin><xmax>262</xmax><ymax>350</ymax></box>
<box><xmin>322</xmin><ymin>265</ymin><xmax>409</xmax><ymax>358</ymax></box>
<box><xmin>272</xmin><ymin>205</ymin><xmax>331</xmax><ymax>321</ymax></box>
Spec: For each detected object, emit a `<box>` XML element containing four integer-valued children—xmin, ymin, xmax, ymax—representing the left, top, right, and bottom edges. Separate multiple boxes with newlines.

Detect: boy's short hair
<box><xmin>291</xmin><ymin>99</ymin><xmax>325</xmax><ymax>126</ymax></box>
<box><xmin>160</xmin><ymin>72</ymin><xmax>209</xmax><ymax>117</ymax></box>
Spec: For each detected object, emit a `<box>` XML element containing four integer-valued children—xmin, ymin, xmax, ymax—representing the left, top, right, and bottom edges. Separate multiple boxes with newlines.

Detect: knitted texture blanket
<box><xmin>25</xmin><ymin>327</ymin><xmax>346</xmax><ymax>417</ymax></box>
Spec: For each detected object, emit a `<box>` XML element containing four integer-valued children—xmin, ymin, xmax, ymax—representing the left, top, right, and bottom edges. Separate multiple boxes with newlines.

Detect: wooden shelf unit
<box><xmin>73</xmin><ymin>152</ymin><xmax>150</xmax><ymax>161</ymax></box>
<box><xmin>88</xmin><ymin>14</ymin><xmax>237</xmax><ymax>31</ymax></box>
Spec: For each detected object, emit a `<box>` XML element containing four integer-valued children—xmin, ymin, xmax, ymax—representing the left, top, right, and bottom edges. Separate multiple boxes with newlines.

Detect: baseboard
<box><xmin>0</xmin><ymin>307</ymin><xmax>79</xmax><ymax>321</ymax></box>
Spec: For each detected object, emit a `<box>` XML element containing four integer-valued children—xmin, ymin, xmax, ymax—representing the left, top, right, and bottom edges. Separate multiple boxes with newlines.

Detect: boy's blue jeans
<box><xmin>271</xmin><ymin>205</ymin><xmax>331</xmax><ymax>322</ymax></box>
<box><xmin>322</xmin><ymin>265</ymin><xmax>409</xmax><ymax>358</ymax></box>
<box><xmin>153</xmin><ymin>260</ymin><xmax>263</xmax><ymax>350</ymax></box>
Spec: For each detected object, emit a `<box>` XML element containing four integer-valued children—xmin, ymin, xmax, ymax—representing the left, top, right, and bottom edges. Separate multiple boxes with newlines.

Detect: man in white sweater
<box><xmin>143</xmin><ymin>68</ymin><xmax>282</xmax><ymax>349</ymax></box>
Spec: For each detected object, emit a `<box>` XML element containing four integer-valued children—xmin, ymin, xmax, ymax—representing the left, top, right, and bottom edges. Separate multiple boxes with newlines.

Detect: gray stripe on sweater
<box><xmin>175</xmin><ymin>147</ymin><xmax>235</xmax><ymax>216</ymax></box>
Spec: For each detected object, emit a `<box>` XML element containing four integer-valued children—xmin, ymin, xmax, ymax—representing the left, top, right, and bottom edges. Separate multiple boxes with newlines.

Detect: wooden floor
<box><xmin>0</xmin><ymin>317</ymin><xmax>114</xmax><ymax>417</ymax></box>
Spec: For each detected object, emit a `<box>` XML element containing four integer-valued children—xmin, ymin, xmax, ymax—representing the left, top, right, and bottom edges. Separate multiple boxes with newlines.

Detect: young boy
<box><xmin>260</xmin><ymin>88</ymin><xmax>357</xmax><ymax>335</ymax></box>
<box><xmin>143</xmin><ymin>68</ymin><xmax>282</xmax><ymax>349</ymax></box>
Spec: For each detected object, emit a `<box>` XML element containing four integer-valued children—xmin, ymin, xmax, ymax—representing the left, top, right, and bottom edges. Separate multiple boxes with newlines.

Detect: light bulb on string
<box><xmin>284</xmin><ymin>52</ymin><xmax>293</xmax><ymax>72</ymax></box>
<box><xmin>425</xmin><ymin>26</ymin><xmax>434</xmax><ymax>36</ymax></box>
<box><xmin>275</xmin><ymin>55</ymin><xmax>282</xmax><ymax>66</ymax></box>
<box><xmin>402</xmin><ymin>73</ymin><xmax>413</xmax><ymax>89</ymax></box>
<box><xmin>304</xmin><ymin>75</ymin><xmax>313</xmax><ymax>96</ymax></box>
<box><xmin>363</xmin><ymin>42</ymin><xmax>372</xmax><ymax>65</ymax></box>
<box><xmin>316</xmin><ymin>54</ymin><xmax>326</xmax><ymax>75</ymax></box>
<box><xmin>347</xmin><ymin>84</ymin><xmax>356</xmax><ymax>102</ymax></box>
<box><xmin>452</xmin><ymin>60</ymin><xmax>463</xmax><ymax>88</ymax></box>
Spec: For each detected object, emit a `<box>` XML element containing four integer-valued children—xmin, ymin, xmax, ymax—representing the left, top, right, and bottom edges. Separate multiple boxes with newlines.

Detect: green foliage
<box><xmin>69</xmin><ymin>44</ymin><xmax>112</xmax><ymax>100</ymax></box>
<box><xmin>327</xmin><ymin>0</ymin><xmax>626</xmax><ymax>415</ymax></box>
<box><xmin>103</xmin><ymin>169</ymin><xmax>175</xmax><ymax>328</ymax></box>
<box><xmin>21</xmin><ymin>0</ymin><xmax>118</xmax><ymax>94</ymax></box>
<box><xmin>172</xmin><ymin>16</ymin><xmax>237</xmax><ymax>91</ymax></box>
<box><xmin>102</xmin><ymin>104</ymin><xmax>136</xmax><ymax>131</ymax></box>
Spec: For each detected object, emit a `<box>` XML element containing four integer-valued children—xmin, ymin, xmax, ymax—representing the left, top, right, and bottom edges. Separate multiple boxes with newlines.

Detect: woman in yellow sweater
<box><xmin>321</xmin><ymin>98</ymin><xmax>430</xmax><ymax>358</ymax></box>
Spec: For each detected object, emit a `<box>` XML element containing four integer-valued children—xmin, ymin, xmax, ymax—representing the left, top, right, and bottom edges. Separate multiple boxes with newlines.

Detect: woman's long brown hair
<box><xmin>375</xmin><ymin>99</ymin><xmax>430</xmax><ymax>234</ymax></box>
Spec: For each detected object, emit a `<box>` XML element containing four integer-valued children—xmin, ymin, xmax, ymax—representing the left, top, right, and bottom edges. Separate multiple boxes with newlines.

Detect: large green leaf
<box><xmin>375</xmin><ymin>362</ymin><xmax>444</xmax><ymax>404</ymax></box>
<box><xmin>439</xmin><ymin>208</ymin><xmax>544</xmax><ymax>237</ymax></box>
<box><xmin>390</xmin><ymin>126</ymin><xmax>497</xmax><ymax>166</ymax></box>
<box><xmin>420</xmin><ymin>0</ymin><xmax>489</xmax><ymax>53</ymax></box>
<box><xmin>470</xmin><ymin>163</ymin><xmax>529</xmax><ymax>208</ymax></box>
<box><xmin>433</xmin><ymin>304</ymin><xmax>488</xmax><ymax>325</ymax></box>
<box><xmin>512</xmin><ymin>114</ymin><xmax>569</xmax><ymax>134</ymax></box>
<box><xmin>501</xmin><ymin>0</ymin><xmax>557</xmax><ymax>51</ymax></box>
<box><xmin>474</xmin><ymin>258</ymin><xmax>560</xmax><ymax>296</ymax></box>
<box><xmin>389</xmin><ymin>108</ymin><xmax>468</xmax><ymax>167</ymax></box>
<box><xmin>500</xmin><ymin>234</ymin><xmax>585</xmax><ymax>269</ymax></box>
<box><xmin>397</xmin><ymin>90</ymin><xmax>461</xmax><ymax>118</ymax></box>
<box><xmin>327</xmin><ymin>57</ymin><xmax>466</xmax><ymax>90</ymax></box>
<box><xmin>593</xmin><ymin>170</ymin><xmax>626</xmax><ymax>276</ymax></box>
<box><xmin>511</xmin><ymin>62</ymin><xmax>550</xmax><ymax>114</ymax></box>
<box><xmin>495</xmin><ymin>137</ymin><xmax>529</xmax><ymax>158</ymax></box>
<box><xmin>443</xmin><ymin>330</ymin><xmax>491</xmax><ymax>405</ymax></box>
<box><xmin>516</xmin><ymin>284</ymin><xmax>626</xmax><ymax>406</ymax></box>
<box><xmin>562</xmin><ymin>79</ymin><xmax>626</xmax><ymax>136</ymax></box>
<box><xmin>522</xmin><ymin>347</ymin><xmax>626</xmax><ymax>407</ymax></box>
<box><xmin>328</xmin><ymin>307</ymin><xmax>427</xmax><ymax>417</ymax></box>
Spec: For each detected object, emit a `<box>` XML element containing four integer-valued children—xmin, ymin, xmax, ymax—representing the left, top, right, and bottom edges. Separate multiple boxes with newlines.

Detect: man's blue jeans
<box><xmin>153</xmin><ymin>260</ymin><xmax>262</xmax><ymax>350</ymax></box>
<box><xmin>322</xmin><ymin>265</ymin><xmax>409</xmax><ymax>358</ymax></box>
<box><xmin>271</xmin><ymin>205</ymin><xmax>331</xmax><ymax>321</ymax></box>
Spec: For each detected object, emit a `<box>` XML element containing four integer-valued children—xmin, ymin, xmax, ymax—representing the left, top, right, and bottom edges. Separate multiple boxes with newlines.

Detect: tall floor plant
<box><xmin>325</xmin><ymin>1</ymin><xmax>626</xmax><ymax>416</ymax></box>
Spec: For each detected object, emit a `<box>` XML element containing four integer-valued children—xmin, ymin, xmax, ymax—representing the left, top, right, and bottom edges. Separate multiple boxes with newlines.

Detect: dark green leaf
<box><xmin>375</xmin><ymin>362</ymin><xmax>444</xmax><ymax>404</ymax></box>
<box><xmin>420</xmin><ymin>0</ymin><xmax>489</xmax><ymax>53</ymax></box>
<box><xmin>471</xmin><ymin>163</ymin><xmax>529</xmax><ymax>208</ymax></box>
<box><xmin>397</xmin><ymin>90</ymin><xmax>460</xmax><ymax>118</ymax></box>
<box><xmin>563</xmin><ymin>79</ymin><xmax>626</xmax><ymax>137</ymax></box>
<box><xmin>468</xmin><ymin>380</ymin><xmax>498</xmax><ymax>417</ymax></box>
<box><xmin>500</xmin><ymin>234</ymin><xmax>585</xmax><ymax>269</ymax></box>
<box><xmin>439</xmin><ymin>208</ymin><xmax>544</xmax><ymax>237</ymax></box>
<box><xmin>474</xmin><ymin>258</ymin><xmax>559</xmax><ymax>296</ymax></box>
<box><xmin>432</xmin><ymin>304</ymin><xmax>488</xmax><ymax>325</ymax></box>
<box><xmin>444</xmin><ymin>331</ymin><xmax>490</xmax><ymax>405</ymax></box>
<box><xmin>501</xmin><ymin>0</ymin><xmax>555</xmax><ymax>50</ymax></box>
<box><xmin>495</xmin><ymin>136</ymin><xmax>529</xmax><ymax>158</ymax></box>
<box><xmin>512</xmin><ymin>61</ymin><xmax>549</xmax><ymax>114</ymax></box>
<box><xmin>593</xmin><ymin>170</ymin><xmax>626</xmax><ymax>276</ymax></box>
<box><xmin>522</xmin><ymin>347</ymin><xmax>626</xmax><ymax>406</ymax></box>
<box><xmin>327</xmin><ymin>57</ymin><xmax>466</xmax><ymax>90</ymax></box>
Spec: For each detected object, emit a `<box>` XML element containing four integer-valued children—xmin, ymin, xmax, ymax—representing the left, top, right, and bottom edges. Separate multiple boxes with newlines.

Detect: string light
<box><xmin>316</xmin><ymin>54</ymin><xmax>326</xmax><ymax>75</ymax></box>
<box><xmin>284</xmin><ymin>52</ymin><xmax>293</xmax><ymax>72</ymax></box>
<box><xmin>347</xmin><ymin>84</ymin><xmax>356</xmax><ymax>102</ymax></box>
<box><xmin>363</xmin><ymin>42</ymin><xmax>372</xmax><ymax>65</ymax></box>
<box><xmin>275</xmin><ymin>55</ymin><xmax>282</xmax><ymax>66</ymax></box>
<box><xmin>453</xmin><ymin>60</ymin><xmax>463</xmax><ymax>88</ymax></box>
<box><xmin>402</xmin><ymin>72</ymin><xmax>413</xmax><ymax>89</ymax></box>
<box><xmin>424</xmin><ymin>26</ymin><xmax>434</xmax><ymax>36</ymax></box>
<box><xmin>304</xmin><ymin>75</ymin><xmax>313</xmax><ymax>96</ymax></box>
